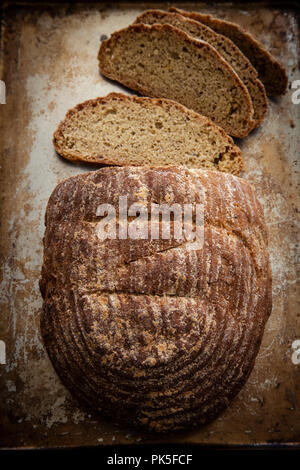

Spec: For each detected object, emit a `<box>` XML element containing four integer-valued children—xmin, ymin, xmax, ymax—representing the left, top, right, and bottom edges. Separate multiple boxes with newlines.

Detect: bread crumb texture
<box><xmin>134</xmin><ymin>9</ymin><xmax>267</xmax><ymax>127</ymax></box>
<box><xmin>98</xmin><ymin>24</ymin><xmax>255</xmax><ymax>137</ymax></box>
<box><xmin>54</xmin><ymin>93</ymin><xmax>243</xmax><ymax>175</ymax></box>
<box><xmin>169</xmin><ymin>7</ymin><xmax>288</xmax><ymax>96</ymax></box>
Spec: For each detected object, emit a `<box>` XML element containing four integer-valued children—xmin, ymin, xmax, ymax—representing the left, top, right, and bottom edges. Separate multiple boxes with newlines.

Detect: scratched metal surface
<box><xmin>0</xmin><ymin>2</ymin><xmax>299</xmax><ymax>448</ymax></box>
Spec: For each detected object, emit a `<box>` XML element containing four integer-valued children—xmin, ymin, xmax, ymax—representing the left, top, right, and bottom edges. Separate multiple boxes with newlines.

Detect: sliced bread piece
<box><xmin>169</xmin><ymin>7</ymin><xmax>288</xmax><ymax>96</ymax></box>
<box><xmin>134</xmin><ymin>9</ymin><xmax>267</xmax><ymax>127</ymax></box>
<box><xmin>53</xmin><ymin>93</ymin><xmax>243</xmax><ymax>175</ymax></box>
<box><xmin>98</xmin><ymin>23</ymin><xmax>255</xmax><ymax>138</ymax></box>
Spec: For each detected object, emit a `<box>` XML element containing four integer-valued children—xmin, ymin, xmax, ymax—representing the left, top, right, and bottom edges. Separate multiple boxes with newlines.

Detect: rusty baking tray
<box><xmin>0</xmin><ymin>1</ymin><xmax>299</xmax><ymax>449</ymax></box>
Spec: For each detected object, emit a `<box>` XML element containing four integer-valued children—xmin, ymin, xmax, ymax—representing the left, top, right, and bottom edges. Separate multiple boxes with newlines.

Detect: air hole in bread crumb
<box><xmin>103</xmin><ymin>108</ymin><xmax>117</xmax><ymax>117</ymax></box>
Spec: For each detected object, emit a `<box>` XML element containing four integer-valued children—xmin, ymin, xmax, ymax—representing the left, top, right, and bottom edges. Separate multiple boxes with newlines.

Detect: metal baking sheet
<box><xmin>0</xmin><ymin>1</ymin><xmax>299</xmax><ymax>448</ymax></box>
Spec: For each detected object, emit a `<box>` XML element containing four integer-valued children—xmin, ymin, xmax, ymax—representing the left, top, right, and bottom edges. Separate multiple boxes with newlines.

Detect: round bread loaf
<box><xmin>40</xmin><ymin>167</ymin><xmax>272</xmax><ymax>432</ymax></box>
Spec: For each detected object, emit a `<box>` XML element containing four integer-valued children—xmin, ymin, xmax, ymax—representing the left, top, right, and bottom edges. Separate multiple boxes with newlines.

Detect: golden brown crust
<box><xmin>53</xmin><ymin>92</ymin><xmax>243</xmax><ymax>175</ymax></box>
<box><xmin>134</xmin><ymin>9</ymin><xmax>268</xmax><ymax>128</ymax></box>
<box><xmin>98</xmin><ymin>23</ymin><xmax>255</xmax><ymax>137</ymax></box>
<box><xmin>40</xmin><ymin>166</ymin><xmax>272</xmax><ymax>432</ymax></box>
<box><xmin>253</xmin><ymin>78</ymin><xmax>268</xmax><ymax>127</ymax></box>
<box><xmin>169</xmin><ymin>7</ymin><xmax>288</xmax><ymax>96</ymax></box>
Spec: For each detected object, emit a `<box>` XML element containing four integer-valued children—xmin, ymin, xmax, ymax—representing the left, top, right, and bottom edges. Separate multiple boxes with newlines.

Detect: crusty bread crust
<box><xmin>53</xmin><ymin>92</ymin><xmax>243</xmax><ymax>175</ymax></box>
<box><xmin>170</xmin><ymin>7</ymin><xmax>288</xmax><ymax>96</ymax></box>
<box><xmin>98</xmin><ymin>23</ymin><xmax>255</xmax><ymax>137</ymax></box>
<box><xmin>40</xmin><ymin>166</ymin><xmax>272</xmax><ymax>432</ymax></box>
<box><xmin>134</xmin><ymin>9</ymin><xmax>267</xmax><ymax>128</ymax></box>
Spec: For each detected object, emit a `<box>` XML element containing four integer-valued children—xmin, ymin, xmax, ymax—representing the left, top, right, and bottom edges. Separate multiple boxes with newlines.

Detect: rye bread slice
<box><xmin>134</xmin><ymin>9</ymin><xmax>267</xmax><ymax>128</ymax></box>
<box><xmin>169</xmin><ymin>7</ymin><xmax>288</xmax><ymax>96</ymax></box>
<box><xmin>53</xmin><ymin>93</ymin><xmax>243</xmax><ymax>175</ymax></box>
<box><xmin>98</xmin><ymin>23</ymin><xmax>255</xmax><ymax>138</ymax></box>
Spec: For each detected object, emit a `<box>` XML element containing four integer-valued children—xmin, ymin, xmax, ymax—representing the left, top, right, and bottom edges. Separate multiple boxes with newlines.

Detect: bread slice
<box><xmin>169</xmin><ymin>7</ymin><xmax>288</xmax><ymax>96</ymax></box>
<box><xmin>53</xmin><ymin>93</ymin><xmax>243</xmax><ymax>175</ymax></box>
<box><xmin>98</xmin><ymin>23</ymin><xmax>255</xmax><ymax>138</ymax></box>
<box><xmin>134</xmin><ymin>9</ymin><xmax>267</xmax><ymax>128</ymax></box>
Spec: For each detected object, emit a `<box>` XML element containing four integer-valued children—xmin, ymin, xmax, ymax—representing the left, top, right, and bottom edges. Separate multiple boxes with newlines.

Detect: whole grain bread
<box><xmin>170</xmin><ymin>7</ymin><xmax>288</xmax><ymax>96</ymax></box>
<box><xmin>98</xmin><ymin>23</ymin><xmax>255</xmax><ymax>138</ymax></box>
<box><xmin>134</xmin><ymin>9</ymin><xmax>267</xmax><ymax>127</ymax></box>
<box><xmin>40</xmin><ymin>166</ymin><xmax>272</xmax><ymax>432</ymax></box>
<box><xmin>53</xmin><ymin>93</ymin><xmax>243</xmax><ymax>175</ymax></box>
